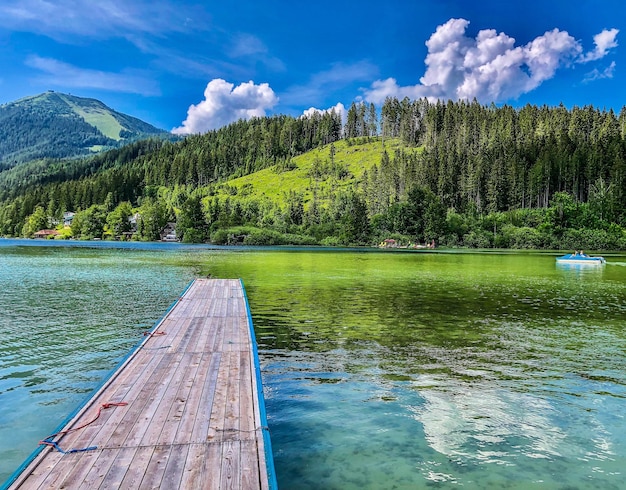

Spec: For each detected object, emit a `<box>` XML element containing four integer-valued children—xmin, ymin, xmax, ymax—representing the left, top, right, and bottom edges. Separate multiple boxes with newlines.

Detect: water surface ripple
<box><xmin>1</xmin><ymin>242</ymin><xmax>625</xmax><ymax>489</ymax></box>
<box><xmin>219</xmin><ymin>251</ymin><xmax>625</xmax><ymax>489</ymax></box>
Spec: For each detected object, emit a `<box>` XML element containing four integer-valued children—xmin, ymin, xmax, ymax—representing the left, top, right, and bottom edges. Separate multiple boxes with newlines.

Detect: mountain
<box><xmin>0</xmin><ymin>91</ymin><xmax>169</xmax><ymax>168</ymax></box>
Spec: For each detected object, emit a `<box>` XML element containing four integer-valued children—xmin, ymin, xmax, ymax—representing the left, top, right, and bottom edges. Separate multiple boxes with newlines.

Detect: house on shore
<box><xmin>380</xmin><ymin>238</ymin><xmax>398</xmax><ymax>248</ymax></box>
<box><xmin>33</xmin><ymin>229</ymin><xmax>59</xmax><ymax>239</ymax></box>
<box><xmin>63</xmin><ymin>212</ymin><xmax>75</xmax><ymax>227</ymax></box>
<box><xmin>160</xmin><ymin>222</ymin><xmax>178</xmax><ymax>241</ymax></box>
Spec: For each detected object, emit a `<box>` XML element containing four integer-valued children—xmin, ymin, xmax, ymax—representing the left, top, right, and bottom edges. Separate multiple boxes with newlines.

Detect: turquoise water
<box><xmin>1</xmin><ymin>240</ymin><xmax>625</xmax><ymax>488</ymax></box>
<box><xmin>0</xmin><ymin>240</ymin><xmax>196</xmax><ymax>485</ymax></box>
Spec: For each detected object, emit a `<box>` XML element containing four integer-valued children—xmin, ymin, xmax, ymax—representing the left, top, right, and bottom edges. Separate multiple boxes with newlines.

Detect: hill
<box><xmin>0</xmin><ymin>91</ymin><xmax>169</xmax><ymax>167</ymax></box>
<box><xmin>213</xmin><ymin>138</ymin><xmax>406</xmax><ymax>208</ymax></box>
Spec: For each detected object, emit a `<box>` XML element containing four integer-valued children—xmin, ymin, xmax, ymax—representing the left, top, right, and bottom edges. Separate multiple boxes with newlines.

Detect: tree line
<box><xmin>1</xmin><ymin>97</ymin><xmax>626</xmax><ymax>249</ymax></box>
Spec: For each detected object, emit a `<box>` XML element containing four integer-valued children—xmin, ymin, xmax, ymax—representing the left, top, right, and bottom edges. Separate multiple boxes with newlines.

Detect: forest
<box><xmin>1</xmin><ymin>97</ymin><xmax>626</xmax><ymax>250</ymax></box>
<box><xmin>0</xmin><ymin>91</ymin><xmax>169</xmax><ymax>168</ymax></box>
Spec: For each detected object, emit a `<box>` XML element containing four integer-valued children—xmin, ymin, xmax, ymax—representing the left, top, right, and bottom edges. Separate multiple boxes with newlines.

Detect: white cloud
<box><xmin>581</xmin><ymin>28</ymin><xmax>619</xmax><ymax>62</ymax></box>
<box><xmin>365</xmin><ymin>78</ymin><xmax>427</xmax><ymax>103</ymax></box>
<box><xmin>0</xmin><ymin>0</ymin><xmax>207</xmax><ymax>39</ymax></box>
<box><xmin>583</xmin><ymin>61</ymin><xmax>617</xmax><ymax>83</ymax></box>
<box><xmin>1</xmin><ymin>0</ymin><xmax>218</xmax><ymax>83</ymax></box>
<box><xmin>364</xmin><ymin>18</ymin><xmax>619</xmax><ymax>105</ymax></box>
<box><xmin>25</xmin><ymin>55</ymin><xmax>160</xmax><ymax>95</ymax></box>
<box><xmin>1</xmin><ymin>0</ymin><xmax>288</xmax><ymax>95</ymax></box>
<box><xmin>173</xmin><ymin>79</ymin><xmax>278</xmax><ymax>134</ymax></box>
<box><xmin>302</xmin><ymin>102</ymin><xmax>347</xmax><ymax>122</ymax></box>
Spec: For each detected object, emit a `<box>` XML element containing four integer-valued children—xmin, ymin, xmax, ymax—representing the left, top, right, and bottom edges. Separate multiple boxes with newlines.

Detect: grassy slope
<box><xmin>213</xmin><ymin>137</ymin><xmax>408</xmax><ymax>209</ymax></box>
<box><xmin>59</xmin><ymin>94</ymin><xmax>125</xmax><ymax>141</ymax></box>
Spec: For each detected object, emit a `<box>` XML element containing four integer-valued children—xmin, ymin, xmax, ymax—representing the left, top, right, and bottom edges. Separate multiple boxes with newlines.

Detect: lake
<box><xmin>1</xmin><ymin>239</ymin><xmax>625</xmax><ymax>489</ymax></box>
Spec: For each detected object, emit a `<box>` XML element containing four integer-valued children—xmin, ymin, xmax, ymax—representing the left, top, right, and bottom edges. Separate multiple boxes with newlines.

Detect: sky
<box><xmin>0</xmin><ymin>0</ymin><xmax>623</xmax><ymax>133</ymax></box>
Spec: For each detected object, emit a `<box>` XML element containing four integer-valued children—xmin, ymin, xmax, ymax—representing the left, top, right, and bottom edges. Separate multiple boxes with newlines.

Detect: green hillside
<box><xmin>213</xmin><ymin>138</ymin><xmax>407</xmax><ymax>208</ymax></box>
<box><xmin>0</xmin><ymin>91</ymin><xmax>169</xmax><ymax>167</ymax></box>
<box><xmin>60</xmin><ymin>94</ymin><xmax>126</xmax><ymax>141</ymax></box>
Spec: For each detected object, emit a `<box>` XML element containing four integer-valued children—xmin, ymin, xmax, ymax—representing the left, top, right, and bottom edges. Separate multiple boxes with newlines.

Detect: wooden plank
<box><xmin>246</xmin><ymin>317</ymin><xmax>270</xmax><ymax>490</ymax></box>
<box><xmin>134</xmin><ymin>353</ymin><xmax>186</xmax><ymax>448</ymax></box>
<box><xmin>204</xmin><ymin>442</ymin><xmax>224</xmax><ymax>490</ymax></box>
<box><xmin>50</xmin><ymin>451</ymin><xmax>98</xmax><ymax>489</ymax></box>
<box><xmin>136</xmin><ymin>445</ymin><xmax>170</xmax><ymax>489</ymax></box>
<box><xmin>160</xmin><ymin>442</ymin><xmax>188</xmax><ymax>489</ymax></box>
<box><xmin>97</xmin><ymin>446</ymin><xmax>137</xmax><ymax>489</ymax></box>
<box><xmin>223</xmin><ymin>352</ymin><xmax>242</xmax><ymax>442</ymax></box>
<box><xmin>188</xmin><ymin>352</ymin><xmax>222</xmax><ymax>444</ymax></box>
<box><xmin>158</xmin><ymin>316</ymin><xmax>191</xmax><ymax>352</ymax></box>
<box><xmin>7</xmin><ymin>279</ymin><xmax>272</xmax><ymax>490</ymax></box>
<box><xmin>172</xmin><ymin>352</ymin><xmax>207</xmax><ymax>445</ymax></box>
<box><xmin>220</xmin><ymin>440</ymin><xmax>240</xmax><ymax>490</ymax></box>
<box><xmin>206</xmin><ymin>351</ymin><xmax>232</xmax><ymax>443</ymax></box>
<box><xmin>18</xmin><ymin>450</ymin><xmax>62</xmax><ymax>490</ymax></box>
<box><xmin>207</xmin><ymin>317</ymin><xmax>225</xmax><ymax>353</ymax></box>
<box><xmin>157</xmin><ymin>351</ymin><xmax>203</xmax><ymax>446</ymax></box>
<box><xmin>67</xmin><ymin>352</ymin><xmax>170</xmax><ymax>452</ymax></box>
<box><xmin>105</xmin><ymin>353</ymin><xmax>180</xmax><ymax>449</ymax></box>
<box><xmin>194</xmin><ymin>313</ymin><xmax>215</xmax><ymax>353</ymax></box>
<box><xmin>239</xmin><ymin>350</ymin><xmax>255</xmax><ymax>435</ymax></box>
<box><xmin>77</xmin><ymin>448</ymin><xmax>119</xmax><ymax>489</ymax></box>
<box><xmin>241</xmin><ymin>440</ymin><xmax>262</xmax><ymax>490</ymax></box>
<box><xmin>100</xmin><ymin>354</ymin><xmax>172</xmax><ymax>447</ymax></box>
<box><xmin>178</xmin><ymin>443</ymin><xmax>206</xmax><ymax>490</ymax></box>
<box><xmin>118</xmin><ymin>446</ymin><xmax>154</xmax><ymax>490</ymax></box>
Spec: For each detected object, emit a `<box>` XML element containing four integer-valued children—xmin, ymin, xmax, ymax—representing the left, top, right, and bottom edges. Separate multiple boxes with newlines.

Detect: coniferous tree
<box><xmin>345</xmin><ymin>103</ymin><xmax>358</xmax><ymax>139</ymax></box>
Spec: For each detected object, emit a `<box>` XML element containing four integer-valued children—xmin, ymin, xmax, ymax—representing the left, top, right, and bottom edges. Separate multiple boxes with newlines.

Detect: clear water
<box><xmin>1</xmin><ymin>240</ymin><xmax>625</xmax><ymax>489</ymax></box>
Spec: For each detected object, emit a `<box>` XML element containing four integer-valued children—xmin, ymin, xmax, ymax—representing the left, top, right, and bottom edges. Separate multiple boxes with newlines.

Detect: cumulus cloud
<box><xmin>173</xmin><ymin>79</ymin><xmax>278</xmax><ymax>134</ymax></box>
<box><xmin>302</xmin><ymin>102</ymin><xmax>347</xmax><ymax>122</ymax></box>
<box><xmin>26</xmin><ymin>55</ymin><xmax>160</xmax><ymax>95</ymax></box>
<box><xmin>366</xmin><ymin>78</ymin><xmax>425</xmax><ymax>102</ymax></box>
<box><xmin>364</xmin><ymin>18</ymin><xmax>619</xmax><ymax>104</ymax></box>
<box><xmin>581</xmin><ymin>28</ymin><xmax>619</xmax><ymax>62</ymax></box>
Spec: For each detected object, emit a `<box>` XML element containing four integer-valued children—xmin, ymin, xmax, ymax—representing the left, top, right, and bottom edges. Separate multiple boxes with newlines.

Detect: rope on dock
<box><xmin>38</xmin><ymin>440</ymin><xmax>97</xmax><ymax>455</ymax></box>
<box><xmin>39</xmin><ymin>402</ymin><xmax>128</xmax><ymax>454</ymax></box>
<box><xmin>213</xmin><ymin>426</ymin><xmax>270</xmax><ymax>434</ymax></box>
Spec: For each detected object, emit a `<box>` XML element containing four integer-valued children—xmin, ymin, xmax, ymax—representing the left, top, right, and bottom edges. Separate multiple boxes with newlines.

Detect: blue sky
<box><xmin>0</xmin><ymin>0</ymin><xmax>623</xmax><ymax>133</ymax></box>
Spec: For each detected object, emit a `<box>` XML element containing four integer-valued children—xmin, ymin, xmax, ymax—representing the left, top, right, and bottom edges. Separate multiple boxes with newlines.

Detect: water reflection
<box><xmin>410</xmin><ymin>376</ymin><xmax>566</xmax><ymax>463</ymax></box>
<box><xmin>556</xmin><ymin>261</ymin><xmax>606</xmax><ymax>276</ymax></box>
<box><xmin>229</xmin><ymin>251</ymin><xmax>626</xmax><ymax>488</ymax></box>
<box><xmin>3</xmin><ymin>246</ymin><xmax>626</xmax><ymax>489</ymax></box>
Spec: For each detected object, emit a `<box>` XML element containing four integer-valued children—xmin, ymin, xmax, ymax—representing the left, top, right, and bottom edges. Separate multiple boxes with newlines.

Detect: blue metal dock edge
<box><xmin>240</xmin><ymin>278</ymin><xmax>279</xmax><ymax>490</ymax></box>
<box><xmin>0</xmin><ymin>280</ymin><xmax>195</xmax><ymax>490</ymax></box>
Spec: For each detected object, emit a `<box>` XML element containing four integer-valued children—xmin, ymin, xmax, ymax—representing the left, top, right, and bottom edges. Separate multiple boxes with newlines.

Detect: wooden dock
<box><xmin>5</xmin><ymin>279</ymin><xmax>276</xmax><ymax>490</ymax></box>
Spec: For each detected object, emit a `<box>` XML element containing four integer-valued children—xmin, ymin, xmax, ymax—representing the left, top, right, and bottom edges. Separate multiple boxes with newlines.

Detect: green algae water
<box><xmin>1</xmin><ymin>241</ymin><xmax>625</xmax><ymax>489</ymax></box>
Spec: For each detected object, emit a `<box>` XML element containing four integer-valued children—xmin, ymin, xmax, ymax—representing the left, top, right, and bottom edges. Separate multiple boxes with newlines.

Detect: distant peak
<box><xmin>1</xmin><ymin>91</ymin><xmax>169</xmax><ymax>165</ymax></box>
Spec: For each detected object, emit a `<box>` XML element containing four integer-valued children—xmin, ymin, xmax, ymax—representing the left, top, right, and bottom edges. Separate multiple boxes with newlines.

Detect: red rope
<box><xmin>39</xmin><ymin>402</ymin><xmax>128</xmax><ymax>445</ymax></box>
<box><xmin>143</xmin><ymin>330</ymin><xmax>166</xmax><ymax>336</ymax></box>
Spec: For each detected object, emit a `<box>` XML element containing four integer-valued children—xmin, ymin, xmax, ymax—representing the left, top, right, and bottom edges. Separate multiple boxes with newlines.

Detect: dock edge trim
<box><xmin>240</xmin><ymin>278</ymin><xmax>279</xmax><ymax>490</ymax></box>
